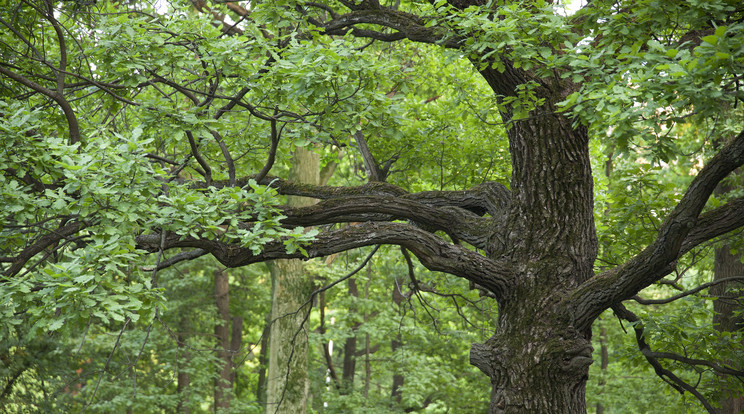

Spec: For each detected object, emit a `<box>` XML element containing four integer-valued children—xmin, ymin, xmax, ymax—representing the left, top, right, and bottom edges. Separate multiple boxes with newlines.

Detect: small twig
<box><xmin>84</xmin><ymin>318</ymin><xmax>131</xmax><ymax>412</ymax></box>
<box><xmin>612</xmin><ymin>304</ymin><xmax>718</xmax><ymax>414</ymax></box>
<box><xmin>271</xmin><ymin>245</ymin><xmax>380</xmax><ymax>413</ymax></box>
<box><xmin>401</xmin><ymin>247</ymin><xmax>440</xmax><ymax>332</ymax></box>
<box><xmin>76</xmin><ymin>314</ymin><xmax>93</xmax><ymax>356</ymax></box>
<box><xmin>633</xmin><ymin>276</ymin><xmax>744</xmax><ymax>305</ymax></box>
<box><xmin>141</xmin><ymin>249</ymin><xmax>208</xmax><ymax>272</ymax></box>
<box><xmin>186</xmin><ymin>131</ymin><xmax>212</xmax><ymax>185</ymax></box>
<box><xmin>255</xmin><ymin>109</ymin><xmax>281</xmax><ymax>184</ymax></box>
<box><xmin>211</xmin><ymin>130</ymin><xmax>236</xmax><ymax>186</ymax></box>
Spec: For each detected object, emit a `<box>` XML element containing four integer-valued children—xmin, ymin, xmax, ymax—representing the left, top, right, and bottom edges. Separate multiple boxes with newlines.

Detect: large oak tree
<box><xmin>2</xmin><ymin>0</ymin><xmax>744</xmax><ymax>412</ymax></box>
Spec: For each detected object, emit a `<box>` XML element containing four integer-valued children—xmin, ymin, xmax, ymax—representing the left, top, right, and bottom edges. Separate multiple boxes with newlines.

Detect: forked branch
<box><xmin>572</xmin><ymin>129</ymin><xmax>744</xmax><ymax>329</ymax></box>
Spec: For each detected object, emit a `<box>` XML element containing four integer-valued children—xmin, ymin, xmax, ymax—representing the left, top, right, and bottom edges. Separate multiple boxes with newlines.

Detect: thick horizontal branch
<box><xmin>136</xmin><ymin>222</ymin><xmax>511</xmax><ymax>298</ymax></box>
<box><xmin>401</xmin><ymin>181</ymin><xmax>511</xmax><ymax>217</ymax></box>
<box><xmin>224</xmin><ymin>174</ymin><xmax>406</xmax><ymax>197</ymax></box>
<box><xmin>320</xmin><ymin>8</ymin><xmax>462</xmax><ymax>47</ymax></box>
<box><xmin>571</xmin><ymin>129</ymin><xmax>744</xmax><ymax>330</ymax></box>
<box><xmin>680</xmin><ymin>196</ymin><xmax>744</xmax><ymax>252</ymax></box>
<box><xmin>276</xmin><ymin>195</ymin><xmax>496</xmax><ymax>249</ymax></box>
<box><xmin>222</xmin><ymin>176</ymin><xmax>511</xmax><ymax>218</ymax></box>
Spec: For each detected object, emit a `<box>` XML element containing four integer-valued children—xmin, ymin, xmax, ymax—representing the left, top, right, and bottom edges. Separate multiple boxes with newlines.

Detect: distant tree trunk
<box><xmin>595</xmin><ymin>153</ymin><xmax>613</xmax><ymax>414</ymax></box>
<box><xmin>390</xmin><ymin>275</ymin><xmax>405</xmax><ymax>406</ymax></box>
<box><xmin>712</xmin><ymin>244</ymin><xmax>744</xmax><ymax>413</ymax></box>
<box><xmin>266</xmin><ymin>147</ymin><xmax>319</xmax><ymax>414</ymax></box>
<box><xmin>595</xmin><ymin>323</ymin><xmax>608</xmax><ymax>414</ymax></box>
<box><xmin>712</xmin><ymin>167</ymin><xmax>744</xmax><ymax>414</ymax></box>
<box><xmin>177</xmin><ymin>316</ymin><xmax>191</xmax><ymax>414</ymax></box>
<box><xmin>256</xmin><ymin>314</ymin><xmax>270</xmax><ymax>404</ymax></box>
<box><xmin>214</xmin><ymin>269</ymin><xmax>232</xmax><ymax>413</ymax></box>
<box><xmin>231</xmin><ymin>316</ymin><xmax>243</xmax><ymax>394</ymax></box>
<box><xmin>341</xmin><ymin>278</ymin><xmax>359</xmax><ymax>394</ymax></box>
<box><xmin>363</xmin><ymin>266</ymin><xmax>372</xmax><ymax>400</ymax></box>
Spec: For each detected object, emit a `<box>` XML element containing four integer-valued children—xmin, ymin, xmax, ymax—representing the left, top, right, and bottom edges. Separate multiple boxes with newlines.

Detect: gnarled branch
<box><xmin>572</xmin><ymin>128</ymin><xmax>744</xmax><ymax>330</ymax></box>
<box><xmin>320</xmin><ymin>8</ymin><xmax>462</xmax><ymax>47</ymax></box>
<box><xmin>274</xmin><ymin>195</ymin><xmax>495</xmax><ymax>250</ymax></box>
<box><xmin>136</xmin><ymin>221</ymin><xmax>511</xmax><ymax>298</ymax></box>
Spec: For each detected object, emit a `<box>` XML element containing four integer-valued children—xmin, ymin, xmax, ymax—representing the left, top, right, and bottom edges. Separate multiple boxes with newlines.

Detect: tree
<box><xmin>265</xmin><ymin>147</ymin><xmax>319</xmax><ymax>414</ymax></box>
<box><xmin>712</xmin><ymin>164</ymin><xmax>744</xmax><ymax>413</ymax></box>
<box><xmin>2</xmin><ymin>0</ymin><xmax>744</xmax><ymax>412</ymax></box>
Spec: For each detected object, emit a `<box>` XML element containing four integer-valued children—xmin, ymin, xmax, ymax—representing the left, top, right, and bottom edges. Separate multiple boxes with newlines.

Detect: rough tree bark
<box><xmin>265</xmin><ymin>147</ymin><xmax>319</xmax><ymax>414</ymax></box>
<box><xmin>712</xmin><ymin>171</ymin><xmax>744</xmax><ymax>413</ymax></box>
<box><xmin>712</xmin><ymin>245</ymin><xmax>744</xmax><ymax>413</ymax></box>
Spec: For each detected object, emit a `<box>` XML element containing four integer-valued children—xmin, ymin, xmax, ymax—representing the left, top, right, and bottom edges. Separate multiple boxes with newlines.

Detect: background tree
<box><xmin>265</xmin><ymin>147</ymin><xmax>319</xmax><ymax>414</ymax></box>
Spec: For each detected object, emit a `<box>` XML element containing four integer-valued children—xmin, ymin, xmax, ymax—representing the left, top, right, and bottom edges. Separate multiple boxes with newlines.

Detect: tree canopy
<box><xmin>2</xmin><ymin>0</ymin><xmax>744</xmax><ymax>413</ymax></box>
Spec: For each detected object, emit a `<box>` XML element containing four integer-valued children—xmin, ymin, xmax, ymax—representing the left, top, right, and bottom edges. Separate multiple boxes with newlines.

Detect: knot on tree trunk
<box><xmin>470</xmin><ymin>341</ymin><xmax>496</xmax><ymax>378</ymax></box>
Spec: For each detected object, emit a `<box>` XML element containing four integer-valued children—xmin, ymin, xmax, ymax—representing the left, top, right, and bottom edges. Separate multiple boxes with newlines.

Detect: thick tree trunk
<box><xmin>265</xmin><ymin>147</ymin><xmax>319</xmax><ymax>414</ymax></box>
<box><xmin>471</xmin><ymin>65</ymin><xmax>597</xmax><ymax>413</ymax></box>
<box><xmin>470</xmin><ymin>307</ymin><xmax>592</xmax><ymax>413</ymax></box>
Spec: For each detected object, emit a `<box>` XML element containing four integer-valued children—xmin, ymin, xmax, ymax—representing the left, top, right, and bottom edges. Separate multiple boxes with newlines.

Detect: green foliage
<box><xmin>2</xmin><ymin>0</ymin><xmax>743</xmax><ymax>412</ymax></box>
<box><xmin>562</xmin><ymin>0</ymin><xmax>744</xmax><ymax>155</ymax></box>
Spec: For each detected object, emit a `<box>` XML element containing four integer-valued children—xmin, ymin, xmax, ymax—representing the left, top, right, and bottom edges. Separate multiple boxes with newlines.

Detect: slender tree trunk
<box><xmin>319</xmin><ymin>290</ymin><xmax>340</xmax><ymax>388</ymax></box>
<box><xmin>231</xmin><ymin>316</ymin><xmax>243</xmax><ymax>396</ymax></box>
<box><xmin>177</xmin><ymin>316</ymin><xmax>191</xmax><ymax>414</ymax></box>
<box><xmin>214</xmin><ymin>269</ymin><xmax>232</xmax><ymax>413</ymax></box>
<box><xmin>363</xmin><ymin>267</ymin><xmax>372</xmax><ymax>400</ymax></box>
<box><xmin>595</xmin><ymin>323</ymin><xmax>608</xmax><ymax>414</ymax></box>
<box><xmin>341</xmin><ymin>278</ymin><xmax>358</xmax><ymax>394</ymax></box>
<box><xmin>256</xmin><ymin>314</ymin><xmax>270</xmax><ymax>404</ymax></box>
<box><xmin>596</xmin><ymin>153</ymin><xmax>613</xmax><ymax>414</ymax></box>
<box><xmin>265</xmin><ymin>147</ymin><xmax>319</xmax><ymax>414</ymax></box>
<box><xmin>390</xmin><ymin>275</ymin><xmax>405</xmax><ymax>406</ymax></box>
